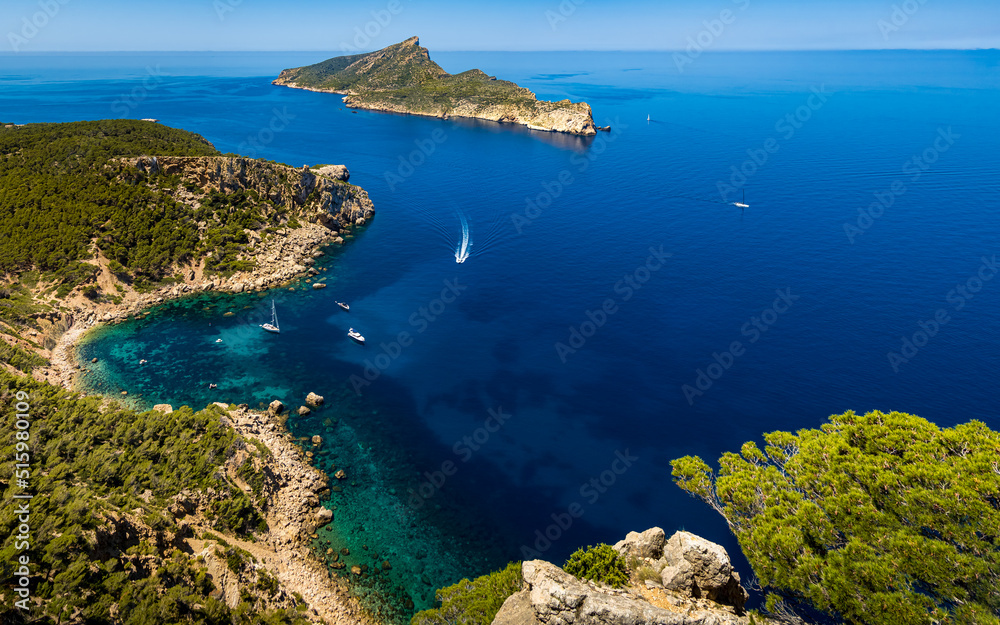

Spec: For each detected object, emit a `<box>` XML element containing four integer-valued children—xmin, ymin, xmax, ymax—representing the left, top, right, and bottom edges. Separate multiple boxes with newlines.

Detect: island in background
<box><xmin>273</xmin><ymin>36</ymin><xmax>601</xmax><ymax>136</ymax></box>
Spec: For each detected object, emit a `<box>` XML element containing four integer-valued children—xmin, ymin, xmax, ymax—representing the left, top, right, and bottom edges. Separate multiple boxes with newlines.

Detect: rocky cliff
<box><xmin>274</xmin><ymin>37</ymin><xmax>598</xmax><ymax>136</ymax></box>
<box><xmin>119</xmin><ymin>155</ymin><xmax>374</xmax><ymax>231</ymax></box>
<box><xmin>493</xmin><ymin>528</ymin><xmax>786</xmax><ymax>625</ymax></box>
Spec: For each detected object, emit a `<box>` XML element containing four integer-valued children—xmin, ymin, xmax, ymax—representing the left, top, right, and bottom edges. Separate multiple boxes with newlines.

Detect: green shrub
<box><xmin>563</xmin><ymin>544</ymin><xmax>629</xmax><ymax>588</ymax></box>
<box><xmin>412</xmin><ymin>561</ymin><xmax>522</xmax><ymax>625</ymax></box>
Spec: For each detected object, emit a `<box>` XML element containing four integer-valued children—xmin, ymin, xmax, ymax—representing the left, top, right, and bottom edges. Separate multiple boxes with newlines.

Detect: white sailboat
<box><xmin>261</xmin><ymin>300</ymin><xmax>280</xmax><ymax>334</ymax></box>
<box><xmin>734</xmin><ymin>189</ymin><xmax>749</xmax><ymax>209</ymax></box>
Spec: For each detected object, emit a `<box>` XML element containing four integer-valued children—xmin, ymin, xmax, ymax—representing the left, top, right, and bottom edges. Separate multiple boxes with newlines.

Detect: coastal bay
<box><xmin>2</xmin><ymin>49</ymin><xmax>999</xmax><ymax>624</ymax></box>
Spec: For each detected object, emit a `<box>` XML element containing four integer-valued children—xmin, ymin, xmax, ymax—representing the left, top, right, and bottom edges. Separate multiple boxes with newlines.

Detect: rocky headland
<box><xmin>273</xmin><ymin>37</ymin><xmax>599</xmax><ymax>136</ymax></box>
<box><xmin>1</xmin><ymin>145</ymin><xmax>377</xmax><ymax>623</ymax></box>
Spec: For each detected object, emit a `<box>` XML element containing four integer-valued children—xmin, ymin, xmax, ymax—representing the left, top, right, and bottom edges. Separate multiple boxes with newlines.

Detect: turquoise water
<box><xmin>6</xmin><ymin>50</ymin><xmax>1000</xmax><ymax>618</ymax></box>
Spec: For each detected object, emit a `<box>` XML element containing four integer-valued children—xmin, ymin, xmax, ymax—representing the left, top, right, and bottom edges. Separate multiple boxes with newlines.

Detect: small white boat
<box><xmin>139</xmin><ymin>359</ymin><xmax>147</xmax><ymax>365</ymax></box>
<box><xmin>348</xmin><ymin>328</ymin><xmax>366</xmax><ymax>344</ymax></box>
<box><xmin>261</xmin><ymin>300</ymin><xmax>280</xmax><ymax>334</ymax></box>
<box><xmin>734</xmin><ymin>189</ymin><xmax>749</xmax><ymax>209</ymax></box>
<box><xmin>336</xmin><ymin>301</ymin><xmax>350</xmax><ymax>311</ymax></box>
<box><xmin>215</xmin><ymin>338</ymin><xmax>223</xmax><ymax>343</ymax></box>
<box><xmin>647</xmin><ymin>114</ymin><xmax>651</xmax><ymax>122</ymax></box>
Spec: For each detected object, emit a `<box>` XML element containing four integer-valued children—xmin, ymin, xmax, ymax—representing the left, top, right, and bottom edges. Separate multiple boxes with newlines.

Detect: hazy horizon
<box><xmin>4</xmin><ymin>0</ymin><xmax>998</xmax><ymax>53</ymax></box>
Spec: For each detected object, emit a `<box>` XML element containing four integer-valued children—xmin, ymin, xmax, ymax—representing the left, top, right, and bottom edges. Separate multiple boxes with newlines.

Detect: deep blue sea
<box><xmin>3</xmin><ymin>49</ymin><xmax>999</xmax><ymax>618</ymax></box>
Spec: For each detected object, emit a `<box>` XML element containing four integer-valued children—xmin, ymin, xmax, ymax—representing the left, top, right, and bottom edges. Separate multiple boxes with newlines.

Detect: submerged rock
<box><xmin>306</xmin><ymin>392</ymin><xmax>325</xmax><ymax>406</ymax></box>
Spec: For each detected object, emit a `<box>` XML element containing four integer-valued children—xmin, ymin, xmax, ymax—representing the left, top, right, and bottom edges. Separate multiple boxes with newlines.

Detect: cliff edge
<box><xmin>273</xmin><ymin>36</ymin><xmax>598</xmax><ymax>136</ymax></box>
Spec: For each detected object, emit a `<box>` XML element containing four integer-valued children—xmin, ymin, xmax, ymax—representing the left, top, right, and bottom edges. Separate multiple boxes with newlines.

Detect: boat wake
<box><xmin>411</xmin><ymin>202</ymin><xmax>514</xmax><ymax>264</ymax></box>
<box><xmin>455</xmin><ymin>211</ymin><xmax>471</xmax><ymax>264</ymax></box>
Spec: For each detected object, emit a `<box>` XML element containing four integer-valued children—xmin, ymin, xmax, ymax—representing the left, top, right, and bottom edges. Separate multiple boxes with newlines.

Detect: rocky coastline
<box><xmin>274</xmin><ymin>78</ymin><xmax>599</xmax><ymax>135</ymax></box>
<box><xmin>21</xmin><ymin>157</ymin><xmax>377</xmax><ymax>624</ymax></box>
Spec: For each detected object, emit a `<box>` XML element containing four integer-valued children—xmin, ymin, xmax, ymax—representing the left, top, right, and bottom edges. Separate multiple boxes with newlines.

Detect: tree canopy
<box><xmin>672</xmin><ymin>410</ymin><xmax>1000</xmax><ymax>624</ymax></box>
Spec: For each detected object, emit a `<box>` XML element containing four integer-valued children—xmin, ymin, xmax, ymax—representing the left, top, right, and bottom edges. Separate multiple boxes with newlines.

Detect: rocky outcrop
<box><xmin>659</xmin><ymin>532</ymin><xmax>749</xmax><ymax>609</ymax></box>
<box><xmin>312</xmin><ymin>164</ymin><xmax>349</xmax><ymax>182</ymax></box>
<box><xmin>496</xmin><ymin>559</ymin><xmax>753</xmax><ymax>625</ymax></box>
<box><xmin>614</xmin><ymin>529</ymin><xmax>747</xmax><ymax>610</ymax></box>
<box><xmin>615</xmin><ymin>527</ymin><xmax>667</xmax><ymax>560</ymax></box>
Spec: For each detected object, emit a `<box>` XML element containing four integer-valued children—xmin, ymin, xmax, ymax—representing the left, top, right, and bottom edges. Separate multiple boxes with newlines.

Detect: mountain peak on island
<box><xmin>273</xmin><ymin>37</ymin><xmax>598</xmax><ymax>136</ymax></box>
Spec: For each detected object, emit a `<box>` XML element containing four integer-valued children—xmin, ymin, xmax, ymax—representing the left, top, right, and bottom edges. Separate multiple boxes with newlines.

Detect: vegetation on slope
<box><xmin>0</xmin><ymin>370</ymin><xmax>306</xmax><ymax>624</ymax></box>
<box><xmin>672</xmin><ymin>410</ymin><xmax>1000</xmax><ymax>624</ymax></box>
<box><xmin>562</xmin><ymin>543</ymin><xmax>630</xmax><ymax>588</ymax></box>
<box><xmin>276</xmin><ymin>37</ymin><xmax>572</xmax><ymax>118</ymax></box>
<box><xmin>0</xmin><ymin>120</ymin><xmax>217</xmax><ymax>283</ymax></box>
<box><xmin>0</xmin><ymin>120</ymin><xmax>338</xmax><ymax>299</ymax></box>
<box><xmin>411</xmin><ymin>562</ymin><xmax>522</xmax><ymax>625</ymax></box>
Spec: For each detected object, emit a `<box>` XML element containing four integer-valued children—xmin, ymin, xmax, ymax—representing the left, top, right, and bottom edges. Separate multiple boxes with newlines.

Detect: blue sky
<box><xmin>3</xmin><ymin>0</ymin><xmax>998</xmax><ymax>52</ymax></box>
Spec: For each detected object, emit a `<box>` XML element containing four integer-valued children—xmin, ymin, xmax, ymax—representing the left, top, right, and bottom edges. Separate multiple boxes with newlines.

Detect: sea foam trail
<box><xmin>455</xmin><ymin>210</ymin><xmax>471</xmax><ymax>264</ymax></box>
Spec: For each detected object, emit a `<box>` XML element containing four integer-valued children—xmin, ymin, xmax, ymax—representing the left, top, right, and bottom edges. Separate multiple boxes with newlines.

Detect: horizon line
<box><xmin>2</xmin><ymin>47</ymin><xmax>997</xmax><ymax>54</ymax></box>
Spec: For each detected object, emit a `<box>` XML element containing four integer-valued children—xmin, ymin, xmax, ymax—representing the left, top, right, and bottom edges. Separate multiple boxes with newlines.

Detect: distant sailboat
<box><xmin>261</xmin><ymin>300</ymin><xmax>280</xmax><ymax>334</ymax></box>
<box><xmin>734</xmin><ymin>189</ymin><xmax>749</xmax><ymax>209</ymax></box>
<box><xmin>647</xmin><ymin>114</ymin><xmax>651</xmax><ymax>122</ymax></box>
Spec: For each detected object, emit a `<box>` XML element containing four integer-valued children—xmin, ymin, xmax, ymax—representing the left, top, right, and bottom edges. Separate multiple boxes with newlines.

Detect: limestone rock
<box><xmin>305</xmin><ymin>392</ymin><xmax>324</xmax><ymax>406</ymax></box>
<box><xmin>298</xmin><ymin>405</ymin><xmax>311</xmax><ymax>416</ymax></box>
<box><xmin>492</xmin><ymin>590</ymin><xmax>540</xmax><ymax>625</ymax></box>
<box><xmin>153</xmin><ymin>404</ymin><xmax>174</xmax><ymax>414</ymax></box>
<box><xmin>268</xmin><ymin>400</ymin><xmax>285</xmax><ymax>415</ymax></box>
<box><xmin>614</xmin><ymin>526</ymin><xmax>666</xmax><ymax>560</ymax></box>
<box><xmin>312</xmin><ymin>164</ymin><xmax>350</xmax><ymax>182</ymax></box>
<box><xmin>312</xmin><ymin>283</ymin><xmax>326</xmax><ymax>289</ymax></box>
<box><xmin>659</xmin><ymin>531</ymin><xmax>748</xmax><ymax>610</ymax></box>
<box><xmin>515</xmin><ymin>560</ymin><xmax>744</xmax><ymax>625</ymax></box>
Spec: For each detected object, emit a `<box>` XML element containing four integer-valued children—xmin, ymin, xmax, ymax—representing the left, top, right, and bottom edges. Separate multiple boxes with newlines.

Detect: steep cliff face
<box><xmin>274</xmin><ymin>37</ymin><xmax>598</xmax><ymax>136</ymax></box>
<box><xmin>120</xmin><ymin>155</ymin><xmax>374</xmax><ymax>230</ymax></box>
